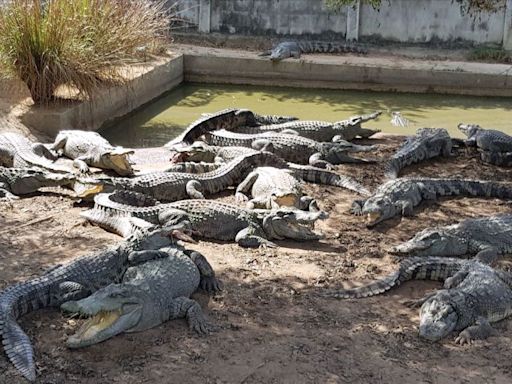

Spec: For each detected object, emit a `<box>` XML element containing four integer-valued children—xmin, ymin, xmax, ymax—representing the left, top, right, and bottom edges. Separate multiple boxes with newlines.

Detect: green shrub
<box><xmin>0</xmin><ymin>0</ymin><xmax>171</xmax><ymax>104</ymax></box>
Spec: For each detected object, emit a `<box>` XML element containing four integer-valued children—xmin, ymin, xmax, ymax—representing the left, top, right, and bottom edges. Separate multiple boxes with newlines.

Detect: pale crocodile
<box><xmin>260</xmin><ymin>41</ymin><xmax>367</xmax><ymax>61</ymax></box>
<box><xmin>0</xmin><ymin>132</ymin><xmax>71</xmax><ymax>173</ymax></box>
<box><xmin>352</xmin><ymin>178</ymin><xmax>512</xmax><ymax>227</ymax></box>
<box><xmin>458</xmin><ymin>123</ymin><xmax>512</xmax><ymax>166</ymax></box>
<box><xmin>51</xmin><ymin>130</ymin><xmax>134</xmax><ymax>175</ymax></box>
<box><xmin>322</xmin><ymin>256</ymin><xmax>512</xmax><ymax>343</ymax></box>
<box><xmin>85</xmin><ymin>192</ymin><xmax>327</xmax><ymax>247</ymax></box>
<box><xmin>61</xmin><ymin>247</ymin><xmax>220</xmax><ymax>348</ymax></box>
<box><xmin>203</xmin><ymin>130</ymin><xmax>377</xmax><ymax>168</ymax></box>
<box><xmin>390</xmin><ymin>215</ymin><xmax>512</xmax><ymax>262</ymax></box>
<box><xmin>385</xmin><ymin>128</ymin><xmax>454</xmax><ymax>179</ymax></box>
<box><xmin>0</xmin><ymin>226</ymin><xmax>183</xmax><ymax>381</ymax></box>
<box><xmin>230</xmin><ymin>112</ymin><xmax>381</xmax><ymax>142</ymax></box>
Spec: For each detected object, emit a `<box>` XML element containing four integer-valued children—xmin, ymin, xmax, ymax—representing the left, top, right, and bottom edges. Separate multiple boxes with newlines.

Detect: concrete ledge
<box><xmin>21</xmin><ymin>54</ymin><xmax>184</xmax><ymax>136</ymax></box>
<box><xmin>180</xmin><ymin>45</ymin><xmax>512</xmax><ymax>97</ymax></box>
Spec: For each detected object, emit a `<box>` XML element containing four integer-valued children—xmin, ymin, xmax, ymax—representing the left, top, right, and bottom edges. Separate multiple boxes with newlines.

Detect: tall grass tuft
<box><xmin>0</xmin><ymin>0</ymin><xmax>171</xmax><ymax>104</ymax></box>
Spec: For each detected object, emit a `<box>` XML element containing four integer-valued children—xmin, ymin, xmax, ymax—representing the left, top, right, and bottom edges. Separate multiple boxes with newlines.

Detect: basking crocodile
<box><xmin>61</xmin><ymin>247</ymin><xmax>220</xmax><ymax>348</ymax></box>
<box><xmin>51</xmin><ymin>130</ymin><xmax>134</xmax><ymax>175</ymax></box>
<box><xmin>203</xmin><ymin>130</ymin><xmax>377</xmax><ymax>168</ymax></box>
<box><xmin>0</xmin><ymin>132</ymin><xmax>71</xmax><ymax>173</ymax></box>
<box><xmin>165</xmin><ymin>161</ymin><xmax>221</xmax><ymax>174</ymax></box>
<box><xmin>385</xmin><ymin>128</ymin><xmax>453</xmax><ymax>179</ymax></box>
<box><xmin>260</xmin><ymin>41</ymin><xmax>367</xmax><ymax>61</ymax></box>
<box><xmin>390</xmin><ymin>215</ymin><xmax>512</xmax><ymax>262</ymax></box>
<box><xmin>87</xmin><ymin>151</ymin><xmax>290</xmax><ymax>202</ymax></box>
<box><xmin>171</xmin><ymin>142</ymin><xmax>263</xmax><ymax>164</ymax></box>
<box><xmin>352</xmin><ymin>178</ymin><xmax>512</xmax><ymax>227</ymax></box>
<box><xmin>0</xmin><ymin>166</ymin><xmax>77</xmax><ymax>199</ymax></box>
<box><xmin>86</xmin><ymin>193</ymin><xmax>326</xmax><ymax>247</ymax></box>
<box><xmin>322</xmin><ymin>256</ymin><xmax>512</xmax><ymax>343</ymax></box>
<box><xmin>230</xmin><ymin>112</ymin><xmax>381</xmax><ymax>142</ymax></box>
<box><xmin>0</xmin><ymin>227</ymin><xmax>183</xmax><ymax>381</ymax></box>
<box><xmin>201</xmin><ymin>110</ymin><xmax>298</xmax><ymax>125</ymax></box>
<box><xmin>165</xmin><ymin>108</ymin><xmax>258</xmax><ymax>148</ymax></box>
<box><xmin>458</xmin><ymin>123</ymin><xmax>512</xmax><ymax>166</ymax></box>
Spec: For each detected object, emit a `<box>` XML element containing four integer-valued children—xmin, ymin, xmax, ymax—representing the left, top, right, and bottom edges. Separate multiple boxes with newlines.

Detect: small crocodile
<box><xmin>166</xmin><ymin>108</ymin><xmax>258</xmax><ymax>148</ymax></box>
<box><xmin>458</xmin><ymin>123</ymin><xmax>512</xmax><ymax>166</ymax></box>
<box><xmin>86</xmin><ymin>151</ymin><xmax>290</xmax><ymax>202</ymax></box>
<box><xmin>86</xmin><ymin>192</ymin><xmax>326</xmax><ymax>247</ymax></box>
<box><xmin>322</xmin><ymin>257</ymin><xmax>512</xmax><ymax>343</ymax></box>
<box><xmin>230</xmin><ymin>112</ymin><xmax>381</xmax><ymax>142</ymax></box>
<box><xmin>0</xmin><ymin>166</ymin><xmax>77</xmax><ymax>199</ymax></box>
<box><xmin>260</xmin><ymin>41</ymin><xmax>367</xmax><ymax>61</ymax></box>
<box><xmin>352</xmin><ymin>178</ymin><xmax>512</xmax><ymax>227</ymax></box>
<box><xmin>203</xmin><ymin>130</ymin><xmax>377</xmax><ymax>168</ymax></box>
<box><xmin>51</xmin><ymin>130</ymin><xmax>134</xmax><ymax>175</ymax></box>
<box><xmin>61</xmin><ymin>247</ymin><xmax>220</xmax><ymax>348</ymax></box>
<box><xmin>0</xmin><ymin>132</ymin><xmax>71</xmax><ymax>173</ymax></box>
<box><xmin>0</xmin><ymin>227</ymin><xmax>182</xmax><ymax>381</ymax></box>
<box><xmin>390</xmin><ymin>215</ymin><xmax>512</xmax><ymax>262</ymax></box>
<box><xmin>385</xmin><ymin>128</ymin><xmax>454</xmax><ymax>179</ymax></box>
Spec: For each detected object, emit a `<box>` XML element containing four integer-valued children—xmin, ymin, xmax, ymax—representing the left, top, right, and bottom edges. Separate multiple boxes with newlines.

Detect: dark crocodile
<box><xmin>0</xmin><ymin>227</ymin><xmax>182</xmax><ymax>381</ymax></box>
<box><xmin>458</xmin><ymin>123</ymin><xmax>512</xmax><ymax>166</ymax></box>
<box><xmin>85</xmin><ymin>192</ymin><xmax>327</xmax><ymax>247</ymax></box>
<box><xmin>0</xmin><ymin>132</ymin><xmax>71</xmax><ymax>173</ymax></box>
<box><xmin>352</xmin><ymin>178</ymin><xmax>512</xmax><ymax>227</ymax></box>
<box><xmin>390</xmin><ymin>215</ymin><xmax>512</xmax><ymax>262</ymax></box>
<box><xmin>61</xmin><ymin>247</ymin><xmax>220</xmax><ymax>348</ymax></box>
<box><xmin>260</xmin><ymin>41</ymin><xmax>367</xmax><ymax>61</ymax></box>
<box><xmin>322</xmin><ymin>256</ymin><xmax>512</xmax><ymax>343</ymax></box>
<box><xmin>203</xmin><ymin>130</ymin><xmax>377</xmax><ymax>168</ymax></box>
<box><xmin>385</xmin><ymin>128</ymin><xmax>454</xmax><ymax>179</ymax></box>
<box><xmin>230</xmin><ymin>112</ymin><xmax>381</xmax><ymax>142</ymax></box>
<box><xmin>51</xmin><ymin>130</ymin><xmax>134</xmax><ymax>175</ymax></box>
<box><xmin>87</xmin><ymin>151</ymin><xmax>290</xmax><ymax>202</ymax></box>
<box><xmin>0</xmin><ymin>166</ymin><xmax>77</xmax><ymax>199</ymax></box>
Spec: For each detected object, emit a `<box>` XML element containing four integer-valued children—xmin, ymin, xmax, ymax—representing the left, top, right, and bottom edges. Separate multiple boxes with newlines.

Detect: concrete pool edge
<box><xmin>20</xmin><ymin>46</ymin><xmax>512</xmax><ymax>134</ymax></box>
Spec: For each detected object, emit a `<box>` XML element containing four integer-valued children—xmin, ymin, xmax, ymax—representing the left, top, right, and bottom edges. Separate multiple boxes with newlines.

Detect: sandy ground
<box><xmin>1</xmin><ymin>136</ymin><xmax>512</xmax><ymax>383</ymax></box>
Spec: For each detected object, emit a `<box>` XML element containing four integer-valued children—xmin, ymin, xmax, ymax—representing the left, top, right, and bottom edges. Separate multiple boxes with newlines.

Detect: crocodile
<box><xmin>0</xmin><ymin>226</ymin><xmax>184</xmax><ymax>381</ymax></box>
<box><xmin>201</xmin><ymin>110</ymin><xmax>298</xmax><ymax>125</ymax></box>
<box><xmin>61</xmin><ymin>247</ymin><xmax>220</xmax><ymax>348</ymax></box>
<box><xmin>230</xmin><ymin>112</ymin><xmax>381</xmax><ymax>142</ymax></box>
<box><xmin>458</xmin><ymin>123</ymin><xmax>512</xmax><ymax>166</ymax></box>
<box><xmin>352</xmin><ymin>178</ymin><xmax>512</xmax><ymax>227</ymax></box>
<box><xmin>164</xmin><ymin>161</ymin><xmax>222</xmax><ymax>174</ymax></box>
<box><xmin>85</xmin><ymin>193</ymin><xmax>327</xmax><ymax>247</ymax></box>
<box><xmin>0</xmin><ymin>166</ymin><xmax>78</xmax><ymax>199</ymax></box>
<box><xmin>203</xmin><ymin>130</ymin><xmax>377</xmax><ymax>168</ymax></box>
<box><xmin>165</xmin><ymin>108</ymin><xmax>258</xmax><ymax>148</ymax></box>
<box><xmin>385</xmin><ymin>128</ymin><xmax>454</xmax><ymax>179</ymax></box>
<box><xmin>389</xmin><ymin>215</ymin><xmax>512</xmax><ymax>262</ymax></box>
<box><xmin>0</xmin><ymin>132</ymin><xmax>71</xmax><ymax>173</ymax></box>
<box><xmin>260</xmin><ymin>41</ymin><xmax>367</xmax><ymax>61</ymax></box>
<box><xmin>85</xmin><ymin>151</ymin><xmax>291</xmax><ymax>202</ymax></box>
<box><xmin>171</xmin><ymin>143</ymin><xmax>263</xmax><ymax>164</ymax></box>
<box><xmin>51</xmin><ymin>130</ymin><xmax>134</xmax><ymax>175</ymax></box>
<box><xmin>322</xmin><ymin>256</ymin><xmax>512</xmax><ymax>343</ymax></box>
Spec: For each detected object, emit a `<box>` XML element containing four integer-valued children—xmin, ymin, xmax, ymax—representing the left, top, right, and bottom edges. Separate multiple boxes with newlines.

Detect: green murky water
<box><xmin>100</xmin><ymin>83</ymin><xmax>512</xmax><ymax>148</ymax></box>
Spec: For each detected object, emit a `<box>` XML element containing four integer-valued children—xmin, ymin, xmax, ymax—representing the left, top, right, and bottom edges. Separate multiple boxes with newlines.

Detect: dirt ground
<box><xmin>1</xmin><ymin>136</ymin><xmax>512</xmax><ymax>384</ymax></box>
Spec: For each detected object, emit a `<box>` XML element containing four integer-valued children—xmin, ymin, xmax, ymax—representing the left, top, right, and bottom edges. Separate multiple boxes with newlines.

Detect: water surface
<box><xmin>101</xmin><ymin>83</ymin><xmax>512</xmax><ymax>147</ymax></box>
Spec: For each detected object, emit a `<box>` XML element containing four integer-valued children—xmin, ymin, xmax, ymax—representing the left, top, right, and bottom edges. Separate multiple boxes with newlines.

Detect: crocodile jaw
<box><xmin>365</xmin><ymin>212</ymin><xmax>382</xmax><ymax>227</ymax></box>
<box><xmin>419</xmin><ymin>299</ymin><xmax>457</xmax><ymax>341</ymax></box>
<box><xmin>73</xmin><ymin>182</ymin><xmax>104</xmax><ymax>198</ymax></box>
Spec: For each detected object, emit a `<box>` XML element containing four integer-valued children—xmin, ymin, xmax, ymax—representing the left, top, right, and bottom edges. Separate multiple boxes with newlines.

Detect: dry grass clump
<box><xmin>0</xmin><ymin>0</ymin><xmax>171</xmax><ymax>104</ymax></box>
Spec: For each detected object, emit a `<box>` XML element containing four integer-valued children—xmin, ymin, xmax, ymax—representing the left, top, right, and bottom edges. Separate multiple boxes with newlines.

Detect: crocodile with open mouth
<box><xmin>61</xmin><ymin>247</ymin><xmax>221</xmax><ymax>348</ymax></box>
<box><xmin>322</xmin><ymin>256</ymin><xmax>512</xmax><ymax>344</ymax></box>
<box><xmin>352</xmin><ymin>178</ymin><xmax>512</xmax><ymax>227</ymax></box>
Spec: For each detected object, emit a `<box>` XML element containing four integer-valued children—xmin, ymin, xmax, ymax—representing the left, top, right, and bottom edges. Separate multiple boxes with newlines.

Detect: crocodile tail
<box><xmin>289</xmin><ymin>164</ymin><xmax>371</xmax><ymax>196</ymax></box>
<box><xmin>322</xmin><ymin>257</ymin><xmax>465</xmax><ymax>299</ymax></box>
<box><xmin>1</xmin><ymin>312</ymin><xmax>36</xmax><ymax>381</ymax></box>
<box><xmin>435</xmin><ymin>179</ymin><xmax>512</xmax><ymax>199</ymax></box>
<box><xmin>384</xmin><ymin>159</ymin><xmax>401</xmax><ymax>179</ymax></box>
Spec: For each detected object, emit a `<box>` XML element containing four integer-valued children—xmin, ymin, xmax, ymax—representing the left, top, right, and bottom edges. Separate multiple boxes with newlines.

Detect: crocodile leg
<box><xmin>184</xmin><ymin>250</ymin><xmax>222</xmax><ymax>293</ymax></box>
<box><xmin>167</xmin><ymin>296</ymin><xmax>214</xmax><ymax>335</ymax></box>
<box><xmin>235</xmin><ymin>226</ymin><xmax>276</xmax><ymax>248</ymax></box>
<box><xmin>186</xmin><ymin>180</ymin><xmax>205</xmax><ymax>199</ymax></box>
<box><xmin>51</xmin><ymin>135</ymin><xmax>67</xmax><ymax>156</ymax></box>
<box><xmin>251</xmin><ymin>139</ymin><xmax>275</xmax><ymax>153</ymax></box>
<box><xmin>443</xmin><ymin>270</ymin><xmax>469</xmax><ymax>289</ymax></box>
<box><xmin>0</xmin><ymin>183</ymin><xmax>18</xmax><ymax>200</ymax></box>
<box><xmin>299</xmin><ymin>195</ymin><xmax>319</xmax><ymax>211</ymax></box>
<box><xmin>474</xmin><ymin>246</ymin><xmax>500</xmax><ymax>265</ymax></box>
<box><xmin>455</xmin><ymin>317</ymin><xmax>497</xmax><ymax>345</ymax></box>
<box><xmin>58</xmin><ymin>281</ymin><xmax>90</xmax><ymax>302</ymax></box>
<box><xmin>31</xmin><ymin>143</ymin><xmax>58</xmax><ymax>160</ymax></box>
<box><xmin>73</xmin><ymin>156</ymin><xmax>91</xmax><ymax>173</ymax></box>
<box><xmin>235</xmin><ymin>171</ymin><xmax>259</xmax><ymax>203</ymax></box>
<box><xmin>308</xmin><ymin>153</ymin><xmax>333</xmax><ymax>169</ymax></box>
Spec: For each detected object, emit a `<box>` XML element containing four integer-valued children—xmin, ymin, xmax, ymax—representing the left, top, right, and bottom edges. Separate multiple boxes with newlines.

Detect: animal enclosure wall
<box><xmin>171</xmin><ymin>0</ymin><xmax>512</xmax><ymax>48</ymax></box>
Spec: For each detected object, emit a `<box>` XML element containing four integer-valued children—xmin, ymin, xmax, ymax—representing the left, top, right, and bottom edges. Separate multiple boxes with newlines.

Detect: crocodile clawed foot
<box><xmin>401</xmin><ymin>298</ymin><xmax>423</xmax><ymax>308</ymax></box>
<box><xmin>454</xmin><ymin>331</ymin><xmax>473</xmax><ymax>345</ymax></box>
<box><xmin>350</xmin><ymin>200</ymin><xmax>364</xmax><ymax>215</ymax></box>
<box><xmin>200</xmin><ymin>276</ymin><xmax>223</xmax><ymax>293</ymax></box>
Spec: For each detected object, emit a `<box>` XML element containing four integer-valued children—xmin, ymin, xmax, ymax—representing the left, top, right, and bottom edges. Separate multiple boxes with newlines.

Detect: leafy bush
<box><xmin>0</xmin><ymin>0</ymin><xmax>171</xmax><ymax>104</ymax></box>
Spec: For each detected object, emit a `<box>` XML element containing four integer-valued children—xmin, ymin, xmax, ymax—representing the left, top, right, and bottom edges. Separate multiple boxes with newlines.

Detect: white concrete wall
<box><xmin>359</xmin><ymin>0</ymin><xmax>505</xmax><ymax>44</ymax></box>
<box><xmin>172</xmin><ymin>0</ymin><xmax>512</xmax><ymax>48</ymax></box>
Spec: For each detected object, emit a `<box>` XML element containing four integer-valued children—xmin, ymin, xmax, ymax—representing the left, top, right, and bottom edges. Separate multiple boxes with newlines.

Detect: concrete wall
<box><xmin>172</xmin><ymin>0</ymin><xmax>512</xmax><ymax>48</ymax></box>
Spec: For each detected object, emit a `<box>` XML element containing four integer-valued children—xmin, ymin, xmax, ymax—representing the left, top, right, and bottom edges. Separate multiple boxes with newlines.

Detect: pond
<box><xmin>100</xmin><ymin>83</ymin><xmax>512</xmax><ymax>148</ymax></box>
